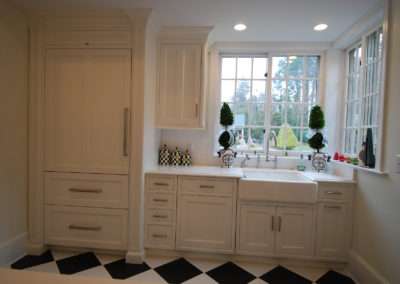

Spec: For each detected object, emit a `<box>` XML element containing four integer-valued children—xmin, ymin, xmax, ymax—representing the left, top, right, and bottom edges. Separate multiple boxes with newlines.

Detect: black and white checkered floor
<box><xmin>9</xmin><ymin>250</ymin><xmax>356</xmax><ymax>284</ymax></box>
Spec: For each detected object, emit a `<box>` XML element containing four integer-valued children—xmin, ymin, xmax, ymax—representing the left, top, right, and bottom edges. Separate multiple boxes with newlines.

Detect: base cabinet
<box><xmin>237</xmin><ymin>203</ymin><xmax>314</xmax><ymax>257</ymax></box>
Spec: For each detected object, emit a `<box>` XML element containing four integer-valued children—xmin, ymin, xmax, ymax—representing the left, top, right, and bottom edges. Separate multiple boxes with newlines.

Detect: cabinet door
<box><xmin>316</xmin><ymin>203</ymin><xmax>348</xmax><ymax>258</ymax></box>
<box><xmin>177</xmin><ymin>194</ymin><xmax>234</xmax><ymax>252</ymax></box>
<box><xmin>45</xmin><ymin>49</ymin><xmax>131</xmax><ymax>174</ymax></box>
<box><xmin>237</xmin><ymin>204</ymin><xmax>275</xmax><ymax>254</ymax></box>
<box><xmin>275</xmin><ymin>207</ymin><xmax>314</xmax><ymax>256</ymax></box>
<box><xmin>157</xmin><ymin>44</ymin><xmax>202</xmax><ymax>128</ymax></box>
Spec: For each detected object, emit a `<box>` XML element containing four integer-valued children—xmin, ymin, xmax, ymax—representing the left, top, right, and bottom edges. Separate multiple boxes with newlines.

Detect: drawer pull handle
<box><xmin>199</xmin><ymin>185</ymin><xmax>215</xmax><ymax>189</ymax></box>
<box><xmin>152</xmin><ymin>234</ymin><xmax>167</xmax><ymax>238</ymax></box>
<box><xmin>153</xmin><ymin>198</ymin><xmax>168</xmax><ymax>202</ymax></box>
<box><xmin>324</xmin><ymin>205</ymin><xmax>342</xmax><ymax>209</ymax></box>
<box><xmin>69</xmin><ymin>225</ymin><xmax>101</xmax><ymax>231</ymax></box>
<box><xmin>325</xmin><ymin>191</ymin><xmax>343</xmax><ymax>195</ymax></box>
<box><xmin>154</xmin><ymin>182</ymin><xmax>169</xmax><ymax>186</ymax></box>
<box><xmin>69</xmin><ymin>188</ymin><xmax>102</xmax><ymax>193</ymax></box>
<box><xmin>152</xmin><ymin>214</ymin><xmax>168</xmax><ymax>218</ymax></box>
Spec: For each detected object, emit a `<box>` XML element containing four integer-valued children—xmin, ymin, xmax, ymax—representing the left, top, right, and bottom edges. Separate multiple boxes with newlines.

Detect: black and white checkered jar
<box><xmin>170</xmin><ymin>147</ymin><xmax>181</xmax><ymax>166</ymax></box>
<box><xmin>159</xmin><ymin>144</ymin><xmax>170</xmax><ymax>166</ymax></box>
<box><xmin>181</xmin><ymin>150</ymin><xmax>192</xmax><ymax>166</ymax></box>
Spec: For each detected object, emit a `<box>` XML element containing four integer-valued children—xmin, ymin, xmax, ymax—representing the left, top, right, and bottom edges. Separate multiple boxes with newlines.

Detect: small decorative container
<box><xmin>218</xmin><ymin>148</ymin><xmax>236</xmax><ymax>168</ymax></box>
<box><xmin>170</xmin><ymin>147</ymin><xmax>181</xmax><ymax>166</ymax></box>
<box><xmin>181</xmin><ymin>149</ymin><xmax>192</xmax><ymax>166</ymax></box>
<box><xmin>311</xmin><ymin>152</ymin><xmax>327</xmax><ymax>172</ymax></box>
<box><xmin>159</xmin><ymin>144</ymin><xmax>170</xmax><ymax>166</ymax></box>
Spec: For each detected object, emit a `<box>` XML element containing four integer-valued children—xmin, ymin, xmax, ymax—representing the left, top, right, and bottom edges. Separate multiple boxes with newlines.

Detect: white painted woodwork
<box><xmin>44</xmin><ymin>172</ymin><xmax>128</xmax><ymax>209</ymax></box>
<box><xmin>146</xmin><ymin>224</ymin><xmax>175</xmax><ymax>248</ymax></box>
<box><xmin>147</xmin><ymin>208</ymin><xmax>174</xmax><ymax>224</ymax></box>
<box><xmin>177</xmin><ymin>194</ymin><xmax>234</xmax><ymax>252</ymax></box>
<box><xmin>318</xmin><ymin>184</ymin><xmax>349</xmax><ymax>200</ymax></box>
<box><xmin>237</xmin><ymin>204</ymin><xmax>275</xmax><ymax>254</ymax></box>
<box><xmin>156</xmin><ymin>43</ymin><xmax>203</xmax><ymax>128</ymax></box>
<box><xmin>179</xmin><ymin>177</ymin><xmax>235</xmax><ymax>195</ymax></box>
<box><xmin>45</xmin><ymin>30</ymin><xmax>133</xmax><ymax>46</ymax></box>
<box><xmin>316</xmin><ymin>203</ymin><xmax>349</xmax><ymax>258</ymax></box>
<box><xmin>44</xmin><ymin>48</ymin><xmax>131</xmax><ymax>174</ymax></box>
<box><xmin>148</xmin><ymin>175</ymin><xmax>176</xmax><ymax>191</ymax></box>
<box><xmin>148</xmin><ymin>192</ymin><xmax>176</xmax><ymax>207</ymax></box>
<box><xmin>45</xmin><ymin>205</ymin><xmax>128</xmax><ymax>250</ymax></box>
<box><xmin>275</xmin><ymin>207</ymin><xmax>314</xmax><ymax>256</ymax></box>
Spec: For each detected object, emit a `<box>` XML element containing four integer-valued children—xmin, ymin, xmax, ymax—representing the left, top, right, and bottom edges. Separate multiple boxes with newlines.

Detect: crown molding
<box><xmin>158</xmin><ymin>26</ymin><xmax>214</xmax><ymax>43</ymax></box>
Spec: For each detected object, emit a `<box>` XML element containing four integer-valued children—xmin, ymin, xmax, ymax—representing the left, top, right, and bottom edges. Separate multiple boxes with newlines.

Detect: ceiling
<box><xmin>8</xmin><ymin>0</ymin><xmax>381</xmax><ymax>42</ymax></box>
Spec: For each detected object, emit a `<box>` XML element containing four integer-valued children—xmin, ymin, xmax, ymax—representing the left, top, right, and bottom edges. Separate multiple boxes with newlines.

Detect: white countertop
<box><xmin>145</xmin><ymin>165</ymin><xmax>355</xmax><ymax>183</ymax></box>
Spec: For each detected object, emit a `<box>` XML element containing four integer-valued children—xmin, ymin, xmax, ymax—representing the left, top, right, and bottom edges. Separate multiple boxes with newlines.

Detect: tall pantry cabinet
<box><xmin>27</xmin><ymin>10</ymin><xmax>158</xmax><ymax>263</ymax></box>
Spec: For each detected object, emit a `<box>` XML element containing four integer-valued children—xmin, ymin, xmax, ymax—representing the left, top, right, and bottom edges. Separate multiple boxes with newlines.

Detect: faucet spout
<box><xmin>266</xmin><ymin>130</ymin><xmax>277</xmax><ymax>160</ymax></box>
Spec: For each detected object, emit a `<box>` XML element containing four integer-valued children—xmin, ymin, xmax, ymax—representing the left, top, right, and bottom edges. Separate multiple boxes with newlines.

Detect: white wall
<box><xmin>0</xmin><ymin>0</ymin><xmax>28</xmax><ymax>263</ymax></box>
<box><xmin>349</xmin><ymin>0</ymin><xmax>400</xmax><ymax>283</ymax></box>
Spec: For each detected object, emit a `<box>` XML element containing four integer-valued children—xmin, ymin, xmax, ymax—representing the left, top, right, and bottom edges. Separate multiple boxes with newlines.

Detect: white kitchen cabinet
<box><xmin>237</xmin><ymin>203</ymin><xmax>314</xmax><ymax>257</ymax></box>
<box><xmin>44</xmin><ymin>48</ymin><xmax>131</xmax><ymax>175</ymax></box>
<box><xmin>316</xmin><ymin>203</ymin><xmax>349</xmax><ymax>259</ymax></box>
<box><xmin>176</xmin><ymin>176</ymin><xmax>236</xmax><ymax>253</ymax></box>
<box><xmin>155</xmin><ymin>27</ymin><xmax>212</xmax><ymax>129</ymax></box>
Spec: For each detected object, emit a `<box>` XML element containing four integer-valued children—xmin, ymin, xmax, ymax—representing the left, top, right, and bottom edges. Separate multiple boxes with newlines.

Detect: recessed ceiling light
<box><xmin>234</xmin><ymin>23</ymin><xmax>247</xmax><ymax>31</ymax></box>
<box><xmin>314</xmin><ymin>23</ymin><xmax>328</xmax><ymax>31</ymax></box>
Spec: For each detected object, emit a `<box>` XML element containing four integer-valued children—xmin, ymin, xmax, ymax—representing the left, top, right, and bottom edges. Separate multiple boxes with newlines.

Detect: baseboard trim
<box><xmin>27</xmin><ymin>243</ymin><xmax>48</xmax><ymax>256</ymax></box>
<box><xmin>0</xmin><ymin>233</ymin><xmax>28</xmax><ymax>267</ymax></box>
<box><xmin>126</xmin><ymin>250</ymin><xmax>146</xmax><ymax>264</ymax></box>
<box><xmin>348</xmin><ymin>250</ymin><xmax>390</xmax><ymax>284</ymax></box>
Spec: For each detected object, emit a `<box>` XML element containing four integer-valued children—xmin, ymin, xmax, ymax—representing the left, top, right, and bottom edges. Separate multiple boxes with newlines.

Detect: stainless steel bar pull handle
<box><xmin>200</xmin><ymin>185</ymin><xmax>215</xmax><ymax>189</ymax></box>
<box><xmin>325</xmin><ymin>191</ymin><xmax>342</xmax><ymax>195</ymax></box>
<box><xmin>153</xmin><ymin>214</ymin><xmax>168</xmax><ymax>218</ymax></box>
<box><xmin>69</xmin><ymin>225</ymin><xmax>101</xmax><ymax>231</ymax></box>
<box><xmin>154</xmin><ymin>182</ymin><xmax>169</xmax><ymax>186</ymax></box>
<box><xmin>278</xmin><ymin>216</ymin><xmax>282</xmax><ymax>232</ymax></box>
<box><xmin>152</xmin><ymin>234</ymin><xmax>167</xmax><ymax>238</ymax></box>
<box><xmin>324</xmin><ymin>205</ymin><xmax>342</xmax><ymax>209</ymax></box>
<box><xmin>123</xmin><ymin>108</ymin><xmax>129</xmax><ymax>157</ymax></box>
<box><xmin>69</xmin><ymin>188</ymin><xmax>102</xmax><ymax>193</ymax></box>
<box><xmin>271</xmin><ymin>216</ymin><xmax>275</xmax><ymax>231</ymax></box>
<box><xmin>154</xmin><ymin>198</ymin><xmax>168</xmax><ymax>202</ymax></box>
<box><xmin>195</xmin><ymin>104</ymin><xmax>198</xmax><ymax>117</ymax></box>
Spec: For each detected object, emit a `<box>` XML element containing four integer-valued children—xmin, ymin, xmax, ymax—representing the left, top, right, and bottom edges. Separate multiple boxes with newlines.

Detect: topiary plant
<box><xmin>308</xmin><ymin>105</ymin><xmax>326</xmax><ymax>152</ymax></box>
<box><xmin>219</xmin><ymin>103</ymin><xmax>235</xmax><ymax>150</ymax></box>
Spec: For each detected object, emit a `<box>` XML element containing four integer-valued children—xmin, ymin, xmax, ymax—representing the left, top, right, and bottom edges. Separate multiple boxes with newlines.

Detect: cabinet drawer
<box><xmin>148</xmin><ymin>175</ymin><xmax>176</xmax><ymax>191</ymax></box>
<box><xmin>45</xmin><ymin>30</ymin><xmax>133</xmax><ymax>46</ymax></box>
<box><xmin>146</xmin><ymin>224</ymin><xmax>174</xmax><ymax>248</ymax></box>
<box><xmin>147</xmin><ymin>208</ymin><xmax>174</xmax><ymax>223</ymax></box>
<box><xmin>45</xmin><ymin>205</ymin><xmax>128</xmax><ymax>250</ymax></box>
<box><xmin>318</xmin><ymin>184</ymin><xmax>349</xmax><ymax>200</ymax></box>
<box><xmin>148</xmin><ymin>192</ymin><xmax>175</xmax><ymax>207</ymax></box>
<box><xmin>179</xmin><ymin>177</ymin><xmax>235</xmax><ymax>195</ymax></box>
<box><xmin>45</xmin><ymin>172</ymin><xmax>128</xmax><ymax>209</ymax></box>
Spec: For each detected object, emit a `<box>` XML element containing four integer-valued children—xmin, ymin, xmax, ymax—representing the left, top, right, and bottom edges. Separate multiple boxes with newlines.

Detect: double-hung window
<box><xmin>219</xmin><ymin>54</ymin><xmax>321</xmax><ymax>153</ymax></box>
<box><xmin>343</xmin><ymin>26</ymin><xmax>383</xmax><ymax>166</ymax></box>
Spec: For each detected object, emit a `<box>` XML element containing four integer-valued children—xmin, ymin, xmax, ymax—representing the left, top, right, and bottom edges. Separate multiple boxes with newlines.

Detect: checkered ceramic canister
<box><xmin>170</xmin><ymin>147</ymin><xmax>181</xmax><ymax>166</ymax></box>
<box><xmin>159</xmin><ymin>144</ymin><xmax>170</xmax><ymax>166</ymax></box>
<box><xmin>181</xmin><ymin>150</ymin><xmax>192</xmax><ymax>166</ymax></box>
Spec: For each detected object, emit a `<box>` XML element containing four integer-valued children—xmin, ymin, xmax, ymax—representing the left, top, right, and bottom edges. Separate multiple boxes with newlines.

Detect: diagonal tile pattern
<box><xmin>10</xmin><ymin>249</ymin><xmax>356</xmax><ymax>284</ymax></box>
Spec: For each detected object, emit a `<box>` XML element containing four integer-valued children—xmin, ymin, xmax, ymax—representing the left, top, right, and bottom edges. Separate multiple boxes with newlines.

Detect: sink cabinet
<box><xmin>237</xmin><ymin>203</ymin><xmax>314</xmax><ymax>257</ymax></box>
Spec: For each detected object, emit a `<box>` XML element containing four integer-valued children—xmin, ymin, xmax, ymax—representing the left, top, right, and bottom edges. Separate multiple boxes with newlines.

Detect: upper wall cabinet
<box><xmin>156</xmin><ymin>27</ymin><xmax>213</xmax><ymax>129</ymax></box>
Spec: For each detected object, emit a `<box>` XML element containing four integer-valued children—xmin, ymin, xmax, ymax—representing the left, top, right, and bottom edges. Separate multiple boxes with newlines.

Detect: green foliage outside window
<box><xmin>276</xmin><ymin>124</ymin><xmax>299</xmax><ymax>150</ymax></box>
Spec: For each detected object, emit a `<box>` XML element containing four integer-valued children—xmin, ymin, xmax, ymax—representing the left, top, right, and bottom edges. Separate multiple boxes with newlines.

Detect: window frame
<box><xmin>217</xmin><ymin>51</ymin><xmax>325</xmax><ymax>155</ymax></box>
<box><xmin>342</xmin><ymin>24</ymin><xmax>386</xmax><ymax>170</ymax></box>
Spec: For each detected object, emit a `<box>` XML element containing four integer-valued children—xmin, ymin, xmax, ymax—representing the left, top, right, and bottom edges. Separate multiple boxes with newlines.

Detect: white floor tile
<box><xmin>182</xmin><ymin>273</ymin><xmax>218</xmax><ymax>284</ymax></box>
<box><xmin>94</xmin><ymin>253</ymin><xmax>124</xmax><ymax>265</ymax></box>
<box><xmin>144</xmin><ymin>255</ymin><xmax>178</xmax><ymax>268</ymax></box>
<box><xmin>127</xmin><ymin>269</ymin><xmax>168</xmax><ymax>283</ymax></box>
<box><xmin>185</xmin><ymin>258</ymin><xmax>226</xmax><ymax>272</ymax></box>
<box><xmin>51</xmin><ymin>250</ymin><xmax>82</xmax><ymax>261</ymax></box>
<box><xmin>74</xmin><ymin>265</ymin><xmax>112</xmax><ymax>279</ymax></box>
<box><xmin>248</xmin><ymin>278</ymin><xmax>268</xmax><ymax>284</ymax></box>
<box><xmin>285</xmin><ymin>265</ymin><xmax>329</xmax><ymax>282</ymax></box>
<box><xmin>234</xmin><ymin>261</ymin><xmax>276</xmax><ymax>277</ymax></box>
<box><xmin>26</xmin><ymin>261</ymin><xmax>60</xmax><ymax>274</ymax></box>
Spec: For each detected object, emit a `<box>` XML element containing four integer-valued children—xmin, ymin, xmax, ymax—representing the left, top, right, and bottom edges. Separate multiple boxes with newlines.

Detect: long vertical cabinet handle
<box><xmin>195</xmin><ymin>104</ymin><xmax>198</xmax><ymax>117</ymax></box>
<box><xmin>278</xmin><ymin>216</ymin><xmax>282</xmax><ymax>232</ymax></box>
<box><xmin>123</xmin><ymin>108</ymin><xmax>129</xmax><ymax>157</ymax></box>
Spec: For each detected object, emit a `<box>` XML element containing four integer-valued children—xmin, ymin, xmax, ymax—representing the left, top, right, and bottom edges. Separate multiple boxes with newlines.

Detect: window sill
<box><xmin>331</xmin><ymin>160</ymin><xmax>387</xmax><ymax>176</ymax></box>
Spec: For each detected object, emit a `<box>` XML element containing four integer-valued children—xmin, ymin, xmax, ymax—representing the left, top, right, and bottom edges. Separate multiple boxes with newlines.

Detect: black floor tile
<box><xmin>104</xmin><ymin>258</ymin><xmax>151</xmax><ymax>279</ymax></box>
<box><xmin>154</xmin><ymin>257</ymin><xmax>202</xmax><ymax>283</ymax></box>
<box><xmin>56</xmin><ymin>252</ymin><xmax>101</xmax><ymax>274</ymax></box>
<box><xmin>260</xmin><ymin>265</ymin><xmax>312</xmax><ymax>284</ymax></box>
<box><xmin>206</xmin><ymin>261</ymin><xmax>256</xmax><ymax>284</ymax></box>
<box><xmin>11</xmin><ymin>250</ymin><xmax>54</xmax><ymax>270</ymax></box>
<box><xmin>316</xmin><ymin>269</ymin><xmax>355</xmax><ymax>284</ymax></box>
